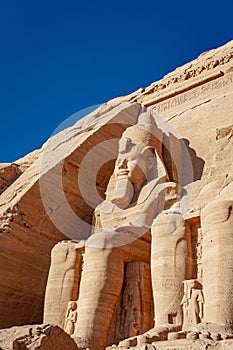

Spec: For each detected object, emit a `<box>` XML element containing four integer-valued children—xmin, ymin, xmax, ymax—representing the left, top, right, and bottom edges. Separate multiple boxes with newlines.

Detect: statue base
<box><xmin>106</xmin><ymin>338</ymin><xmax>233</xmax><ymax>350</ymax></box>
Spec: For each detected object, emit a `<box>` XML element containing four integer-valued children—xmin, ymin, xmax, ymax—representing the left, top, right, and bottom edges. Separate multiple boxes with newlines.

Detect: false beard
<box><xmin>111</xmin><ymin>177</ymin><xmax>134</xmax><ymax>209</ymax></box>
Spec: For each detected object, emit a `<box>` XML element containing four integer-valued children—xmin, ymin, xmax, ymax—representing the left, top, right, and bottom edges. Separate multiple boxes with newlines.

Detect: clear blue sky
<box><xmin>1</xmin><ymin>0</ymin><xmax>232</xmax><ymax>162</ymax></box>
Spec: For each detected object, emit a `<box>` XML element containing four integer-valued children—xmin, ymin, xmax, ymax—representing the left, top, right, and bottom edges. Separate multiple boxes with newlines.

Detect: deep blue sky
<box><xmin>0</xmin><ymin>0</ymin><xmax>232</xmax><ymax>162</ymax></box>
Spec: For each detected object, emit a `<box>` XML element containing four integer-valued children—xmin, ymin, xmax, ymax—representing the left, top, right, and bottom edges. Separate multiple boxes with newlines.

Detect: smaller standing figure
<box><xmin>181</xmin><ymin>280</ymin><xmax>204</xmax><ymax>330</ymax></box>
<box><xmin>119</xmin><ymin>279</ymin><xmax>141</xmax><ymax>338</ymax></box>
<box><xmin>64</xmin><ymin>301</ymin><xmax>78</xmax><ymax>335</ymax></box>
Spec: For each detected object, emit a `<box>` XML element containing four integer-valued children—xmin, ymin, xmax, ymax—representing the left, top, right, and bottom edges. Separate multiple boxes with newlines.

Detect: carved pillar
<box><xmin>202</xmin><ymin>198</ymin><xmax>233</xmax><ymax>327</ymax></box>
<box><xmin>43</xmin><ymin>240</ymin><xmax>85</xmax><ymax>327</ymax></box>
<box><xmin>151</xmin><ymin>210</ymin><xmax>192</xmax><ymax>326</ymax></box>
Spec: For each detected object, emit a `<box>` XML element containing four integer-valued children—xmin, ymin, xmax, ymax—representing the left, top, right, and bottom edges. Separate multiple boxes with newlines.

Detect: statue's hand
<box><xmin>164</xmin><ymin>182</ymin><xmax>181</xmax><ymax>201</ymax></box>
<box><xmin>115</xmin><ymin>223</ymin><xmax>150</xmax><ymax>236</ymax></box>
<box><xmin>199</xmin><ymin>309</ymin><xmax>203</xmax><ymax>320</ymax></box>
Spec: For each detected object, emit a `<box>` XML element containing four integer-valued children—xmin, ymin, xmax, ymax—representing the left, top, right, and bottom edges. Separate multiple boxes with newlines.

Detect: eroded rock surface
<box><xmin>0</xmin><ymin>102</ymin><xmax>141</xmax><ymax>328</ymax></box>
<box><xmin>0</xmin><ymin>163</ymin><xmax>21</xmax><ymax>195</ymax></box>
<box><xmin>0</xmin><ymin>40</ymin><xmax>233</xmax><ymax>350</ymax></box>
<box><xmin>0</xmin><ymin>324</ymin><xmax>78</xmax><ymax>350</ymax></box>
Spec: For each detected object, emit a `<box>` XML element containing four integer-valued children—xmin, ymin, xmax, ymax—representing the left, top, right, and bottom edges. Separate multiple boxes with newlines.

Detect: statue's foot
<box><xmin>115</xmin><ymin>224</ymin><xmax>150</xmax><ymax>236</ymax></box>
<box><xmin>118</xmin><ymin>324</ymin><xmax>181</xmax><ymax>347</ymax></box>
<box><xmin>186</xmin><ymin>322</ymin><xmax>233</xmax><ymax>342</ymax></box>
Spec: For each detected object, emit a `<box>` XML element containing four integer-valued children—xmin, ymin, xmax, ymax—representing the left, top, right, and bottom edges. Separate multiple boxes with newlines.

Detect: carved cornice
<box><xmin>130</xmin><ymin>42</ymin><xmax>233</xmax><ymax>105</ymax></box>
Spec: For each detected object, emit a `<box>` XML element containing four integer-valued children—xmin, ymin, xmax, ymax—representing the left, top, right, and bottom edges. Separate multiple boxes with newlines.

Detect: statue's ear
<box><xmin>143</xmin><ymin>147</ymin><xmax>156</xmax><ymax>170</ymax></box>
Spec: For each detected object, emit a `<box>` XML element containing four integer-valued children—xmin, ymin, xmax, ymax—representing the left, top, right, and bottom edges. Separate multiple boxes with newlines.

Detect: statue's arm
<box><xmin>115</xmin><ymin>181</ymin><xmax>180</xmax><ymax>232</ymax></box>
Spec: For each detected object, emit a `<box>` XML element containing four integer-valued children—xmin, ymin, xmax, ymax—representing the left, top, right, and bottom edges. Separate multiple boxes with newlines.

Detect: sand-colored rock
<box><xmin>0</xmin><ymin>102</ymin><xmax>141</xmax><ymax>328</ymax></box>
<box><xmin>0</xmin><ymin>164</ymin><xmax>21</xmax><ymax>195</ymax></box>
<box><xmin>15</xmin><ymin>149</ymin><xmax>41</xmax><ymax>173</ymax></box>
<box><xmin>104</xmin><ymin>40</ymin><xmax>233</xmax><ymax>350</ymax></box>
<box><xmin>43</xmin><ymin>240</ymin><xmax>85</xmax><ymax>328</ymax></box>
<box><xmin>0</xmin><ymin>150</ymin><xmax>40</xmax><ymax>195</ymax></box>
<box><xmin>0</xmin><ymin>324</ymin><xmax>78</xmax><ymax>350</ymax></box>
<box><xmin>0</xmin><ymin>40</ymin><xmax>233</xmax><ymax>350</ymax></box>
<box><xmin>201</xmin><ymin>182</ymin><xmax>233</xmax><ymax>326</ymax></box>
<box><xmin>106</xmin><ymin>338</ymin><xmax>233</xmax><ymax>350</ymax></box>
<box><xmin>69</xmin><ymin>110</ymin><xmax>184</xmax><ymax>350</ymax></box>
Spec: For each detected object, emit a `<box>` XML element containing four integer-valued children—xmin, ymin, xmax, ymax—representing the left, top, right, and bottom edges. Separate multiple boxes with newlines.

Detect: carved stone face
<box><xmin>114</xmin><ymin>141</ymin><xmax>150</xmax><ymax>186</ymax></box>
<box><xmin>111</xmin><ymin>138</ymin><xmax>155</xmax><ymax>208</ymax></box>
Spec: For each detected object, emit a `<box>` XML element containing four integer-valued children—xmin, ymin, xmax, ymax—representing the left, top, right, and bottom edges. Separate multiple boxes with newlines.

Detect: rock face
<box><xmin>0</xmin><ymin>163</ymin><xmax>21</xmax><ymax>195</ymax></box>
<box><xmin>0</xmin><ymin>103</ymin><xmax>140</xmax><ymax>328</ymax></box>
<box><xmin>0</xmin><ymin>150</ymin><xmax>40</xmax><ymax>195</ymax></box>
<box><xmin>0</xmin><ymin>40</ymin><xmax>233</xmax><ymax>350</ymax></box>
<box><xmin>0</xmin><ymin>324</ymin><xmax>78</xmax><ymax>350</ymax></box>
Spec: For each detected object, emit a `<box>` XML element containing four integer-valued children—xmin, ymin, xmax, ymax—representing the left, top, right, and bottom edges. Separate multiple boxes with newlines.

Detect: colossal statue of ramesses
<box><xmin>44</xmin><ymin>107</ymin><xmax>233</xmax><ymax>349</ymax></box>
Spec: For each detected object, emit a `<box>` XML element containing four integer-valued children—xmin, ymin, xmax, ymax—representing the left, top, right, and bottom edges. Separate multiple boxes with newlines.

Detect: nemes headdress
<box><xmin>118</xmin><ymin>109</ymin><xmax>168</xmax><ymax>182</ymax></box>
<box><xmin>120</xmin><ymin>110</ymin><xmax>163</xmax><ymax>155</ymax></box>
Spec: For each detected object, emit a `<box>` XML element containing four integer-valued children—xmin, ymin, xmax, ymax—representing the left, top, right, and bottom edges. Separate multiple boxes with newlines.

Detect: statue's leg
<box><xmin>118</xmin><ymin>211</ymin><xmax>191</xmax><ymax>347</ymax></box>
<box><xmin>202</xmin><ymin>198</ymin><xmax>233</xmax><ymax>332</ymax></box>
<box><xmin>73</xmin><ymin>244</ymin><xmax>124</xmax><ymax>349</ymax></box>
<box><xmin>73</xmin><ymin>231</ymin><xmax>150</xmax><ymax>350</ymax></box>
<box><xmin>44</xmin><ymin>241</ymin><xmax>85</xmax><ymax>327</ymax></box>
<box><xmin>151</xmin><ymin>210</ymin><xmax>190</xmax><ymax>328</ymax></box>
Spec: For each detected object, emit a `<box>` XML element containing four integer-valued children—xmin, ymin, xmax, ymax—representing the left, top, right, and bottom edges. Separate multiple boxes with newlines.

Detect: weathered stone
<box><xmin>106</xmin><ymin>338</ymin><xmax>233</xmax><ymax>350</ymax></box>
<box><xmin>0</xmin><ymin>163</ymin><xmax>21</xmax><ymax>195</ymax></box>
<box><xmin>0</xmin><ymin>102</ymin><xmax>140</xmax><ymax>328</ymax></box>
<box><xmin>44</xmin><ymin>240</ymin><xmax>85</xmax><ymax>328</ymax></box>
<box><xmin>69</xmin><ymin>109</ymin><xmax>184</xmax><ymax>350</ymax></box>
<box><xmin>0</xmin><ymin>150</ymin><xmax>40</xmax><ymax>195</ymax></box>
<box><xmin>0</xmin><ymin>40</ymin><xmax>233</xmax><ymax>350</ymax></box>
<box><xmin>0</xmin><ymin>324</ymin><xmax>78</xmax><ymax>350</ymax></box>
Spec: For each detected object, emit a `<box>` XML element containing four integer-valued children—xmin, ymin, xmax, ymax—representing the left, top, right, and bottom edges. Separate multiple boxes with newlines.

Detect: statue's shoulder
<box><xmin>95</xmin><ymin>200</ymin><xmax>115</xmax><ymax>214</ymax></box>
<box><xmin>137</xmin><ymin>178</ymin><xmax>165</xmax><ymax>204</ymax></box>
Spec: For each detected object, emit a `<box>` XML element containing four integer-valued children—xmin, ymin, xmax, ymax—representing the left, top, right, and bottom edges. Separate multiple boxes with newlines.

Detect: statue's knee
<box><xmin>86</xmin><ymin>231</ymin><xmax>112</xmax><ymax>248</ymax></box>
<box><xmin>202</xmin><ymin>199</ymin><xmax>233</xmax><ymax>225</ymax></box>
<box><xmin>152</xmin><ymin>210</ymin><xmax>184</xmax><ymax>236</ymax></box>
<box><xmin>51</xmin><ymin>240</ymin><xmax>76</xmax><ymax>264</ymax></box>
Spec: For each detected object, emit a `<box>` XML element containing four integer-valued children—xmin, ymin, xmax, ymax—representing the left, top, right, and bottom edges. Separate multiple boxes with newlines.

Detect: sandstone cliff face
<box><xmin>0</xmin><ymin>40</ymin><xmax>232</xmax><ymax>344</ymax></box>
<box><xmin>0</xmin><ymin>103</ymin><xmax>140</xmax><ymax>328</ymax></box>
<box><xmin>109</xmin><ymin>40</ymin><xmax>233</xmax><ymax>210</ymax></box>
<box><xmin>0</xmin><ymin>163</ymin><xmax>21</xmax><ymax>195</ymax></box>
